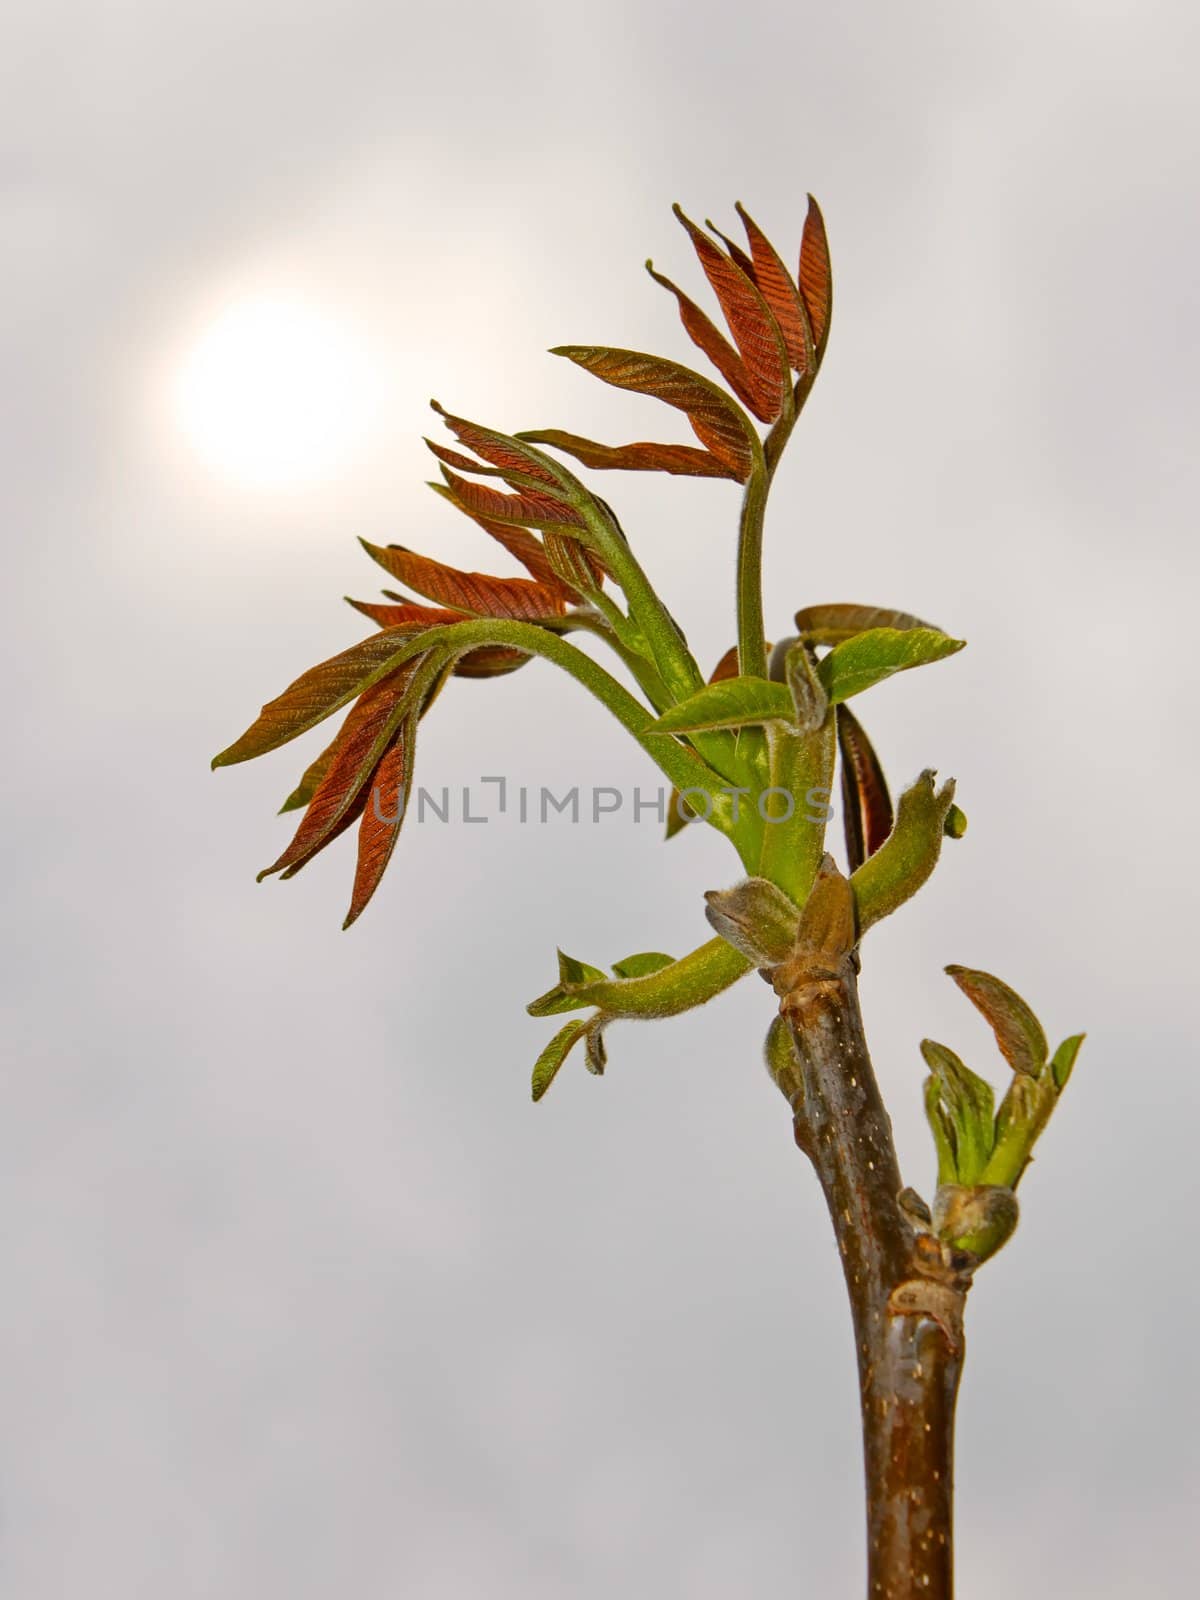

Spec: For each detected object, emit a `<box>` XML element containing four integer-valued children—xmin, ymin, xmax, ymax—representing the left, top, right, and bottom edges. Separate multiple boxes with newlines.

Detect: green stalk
<box><xmin>380</xmin><ymin>618</ymin><xmax>743</xmax><ymax>843</ymax></box>
<box><xmin>548</xmin><ymin>935</ymin><xmax>751</xmax><ymax>1019</ymax></box>
<box><xmin>574</xmin><ymin>498</ymin><xmax>705</xmax><ymax>704</ymax></box>
<box><xmin>754</xmin><ymin>719</ymin><xmax>836</xmax><ymax>904</ymax></box>
<box><xmin>735</xmin><ymin>454</ymin><xmax>770</xmax><ymax>678</ymax></box>
<box><xmin>556</xmin><ymin>611</ymin><xmax>754</xmax><ymax>797</ymax></box>
<box><xmin>739</xmin><ymin>362</ymin><xmax>821</xmax><ymax>678</ymax></box>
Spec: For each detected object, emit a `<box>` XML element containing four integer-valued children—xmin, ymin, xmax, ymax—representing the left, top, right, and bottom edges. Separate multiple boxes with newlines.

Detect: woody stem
<box><xmin>781</xmin><ymin>954</ymin><xmax>966</xmax><ymax>1599</ymax></box>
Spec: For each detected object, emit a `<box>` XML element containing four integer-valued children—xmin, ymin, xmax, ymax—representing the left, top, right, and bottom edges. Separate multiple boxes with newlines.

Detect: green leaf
<box><xmin>558</xmin><ymin>950</ymin><xmax>606</xmax><ymax>987</ymax></box>
<box><xmin>611</xmin><ymin>951</ymin><xmax>675</xmax><ymax>979</ymax></box>
<box><xmin>1050</xmin><ymin>1032</ymin><xmax>1085</xmax><ymax>1091</ymax></box>
<box><xmin>650</xmin><ymin>677</ymin><xmax>795</xmax><ymax>734</ymax></box>
<box><xmin>703</xmin><ymin>877</ymin><xmax>800</xmax><ymax>967</ymax></box>
<box><xmin>817</xmin><ymin>628</ymin><xmax>965</xmax><ymax>706</ymax></box>
<box><xmin>982</xmin><ymin>1074</ymin><xmax>1056</xmax><ymax>1187</ymax></box>
<box><xmin>794</xmin><ymin>603</ymin><xmax>935</xmax><ymax>647</ymax></box>
<box><xmin>945</xmin><ymin>966</ymin><xmax>1048</xmax><ymax>1077</ymax></box>
<box><xmin>924</xmin><ymin>1075</ymin><xmax>959</xmax><ymax>1187</ymax></box>
<box><xmin>526</xmin><ymin>987</ymin><xmax>589</xmax><ymax>1019</ymax></box>
<box><xmin>531</xmin><ymin>1020</ymin><xmax>590</xmax><ymax>1102</ymax></box>
<box><xmin>851</xmin><ymin>771</ymin><xmax>958</xmax><ymax>936</ymax></box>
<box><xmin>920</xmin><ymin>1039</ymin><xmax>996</xmax><ymax>1185</ymax></box>
<box><xmin>526</xmin><ymin>949</ymin><xmax>611</xmax><ymax>1017</ymax></box>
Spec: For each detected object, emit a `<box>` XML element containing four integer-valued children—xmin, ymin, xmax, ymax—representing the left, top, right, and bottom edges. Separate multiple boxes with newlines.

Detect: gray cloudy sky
<box><xmin>4</xmin><ymin>1</ymin><xmax>1198</xmax><ymax>1595</ymax></box>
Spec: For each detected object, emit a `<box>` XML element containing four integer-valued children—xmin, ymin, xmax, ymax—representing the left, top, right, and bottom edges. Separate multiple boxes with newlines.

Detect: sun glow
<box><xmin>172</xmin><ymin>296</ymin><xmax>383</xmax><ymax>490</ymax></box>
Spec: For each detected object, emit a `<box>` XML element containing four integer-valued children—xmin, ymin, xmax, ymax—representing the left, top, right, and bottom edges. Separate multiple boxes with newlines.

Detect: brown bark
<box><xmin>774</xmin><ymin>883</ymin><xmax>971</xmax><ymax>1598</ymax></box>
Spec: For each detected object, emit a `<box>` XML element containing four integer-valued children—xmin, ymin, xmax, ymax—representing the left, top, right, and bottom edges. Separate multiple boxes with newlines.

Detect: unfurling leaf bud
<box><xmin>898</xmin><ymin>1187</ymin><xmax>933</xmax><ymax>1228</ymax></box>
<box><xmin>922</xmin><ymin>969</ymin><xmax>1085</xmax><ymax>1209</ymax></box>
<box><xmin>704</xmin><ymin>877</ymin><xmax>801</xmax><ymax>968</ymax></box>
<box><xmin>932</xmin><ymin>1184</ymin><xmax>1020</xmax><ymax>1264</ymax></box>
<box><xmin>764</xmin><ymin>1013</ymin><xmax>804</xmax><ymax>1110</ymax></box>
<box><xmin>919</xmin><ymin>1039</ymin><xmax>996</xmax><ymax>1185</ymax></box>
<box><xmin>982</xmin><ymin>1074</ymin><xmax>1056</xmax><ymax>1188</ymax></box>
<box><xmin>850</xmin><ymin>770</ymin><xmax>958</xmax><ymax>937</ymax></box>
<box><xmin>783</xmin><ymin>642</ymin><xmax>829</xmax><ymax>733</ymax></box>
<box><xmin>943</xmin><ymin>804</ymin><xmax>968</xmax><ymax>839</ymax></box>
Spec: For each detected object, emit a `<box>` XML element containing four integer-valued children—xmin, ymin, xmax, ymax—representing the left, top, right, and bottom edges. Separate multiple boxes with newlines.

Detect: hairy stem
<box><xmin>777</xmin><ymin>951</ymin><xmax>969</xmax><ymax>1598</ymax></box>
<box><xmin>574</xmin><ymin>499</ymin><xmax>704</xmax><ymax>703</ymax></box>
<box><xmin>736</xmin><ymin>379</ymin><xmax>809</xmax><ymax>677</ymax></box>
<box><xmin>735</xmin><ymin>457</ymin><xmax>771</xmax><ymax>677</ymax></box>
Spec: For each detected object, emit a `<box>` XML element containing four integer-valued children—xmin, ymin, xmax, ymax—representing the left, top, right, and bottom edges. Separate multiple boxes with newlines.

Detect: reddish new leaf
<box><xmin>424</xmin><ymin>438</ymin><xmax>488</xmax><ymax>475</ymax></box>
<box><xmin>945</xmin><ymin>966</ymin><xmax>1049</xmax><ymax>1078</ymax></box>
<box><xmin>278</xmin><ymin>791</ymin><xmax>368</xmax><ymax>880</ymax></box>
<box><xmin>552</xmin><ymin>346</ymin><xmax>756</xmax><ymax>481</ymax></box>
<box><xmin>708</xmin><ymin>643</ymin><xmax>742</xmax><ymax>683</ymax></box>
<box><xmin>519</xmin><ymin>428</ymin><xmax>738</xmax><ymax>480</ymax></box>
<box><xmin>735</xmin><ymin>202</ymin><xmax>812</xmax><ymax>373</ymax></box>
<box><xmin>212</xmin><ymin>628</ymin><xmax>425</xmax><ymax>768</ymax></box>
<box><xmin>259</xmin><ymin>665</ymin><xmax>420</xmax><ymax>880</ymax></box>
<box><xmin>347</xmin><ymin>598</ymin><xmax>468</xmax><ymax>629</ymax></box>
<box><xmin>432</xmin><ymin>502</ymin><xmax>570</xmax><ymax>596</ymax></box>
<box><xmin>644</xmin><ymin>260</ymin><xmax>762</xmax><ymax>415</ymax></box>
<box><xmin>704</xmin><ymin>220</ymin><xmax>757</xmax><ymax>282</ymax></box>
<box><xmin>343</xmin><ymin>729</ymin><xmax>414</xmax><ymax>927</ymax></box>
<box><xmin>798</xmin><ymin>195</ymin><xmax>832</xmax><ymax>350</ymax></box>
<box><xmin>673</xmin><ymin>205</ymin><xmax>790</xmax><ymax>421</ymax></box>
<box><xmin>429</xmin><ymin>403</ymin><xmax>564</xmax><ymax>489</ymax></box>
<box><xmin>436</xmin><ymin>466</ymin><xmax>583</xmax><ymax>530</ymax></box>
<box><xmin>538</xmin><ymin>528</ymin><xmax>605</xmax><ymax>599</ymax></box>
<box><xmin>359</xmin><ymin>542</ymin><xmax>567</xmax><ymax>621</ymax></box>
<box><xmin>836</xmin><ymin>704</ymin><xmax>893</xmax><ymax>874</ymax></box>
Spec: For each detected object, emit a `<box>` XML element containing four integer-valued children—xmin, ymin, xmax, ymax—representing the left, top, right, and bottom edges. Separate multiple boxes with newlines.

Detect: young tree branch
<box><xmin>772</xmin><ymin>869</ymin><xmax>972</xmax><ymax>1599</ymax></box>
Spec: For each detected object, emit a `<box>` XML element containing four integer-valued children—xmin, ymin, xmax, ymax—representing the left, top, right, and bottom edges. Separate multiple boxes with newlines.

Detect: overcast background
<box><xmin>4</xmin><ymin>2</ymin><xmax>1198</xmax><ymax>1595</ymax></box>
